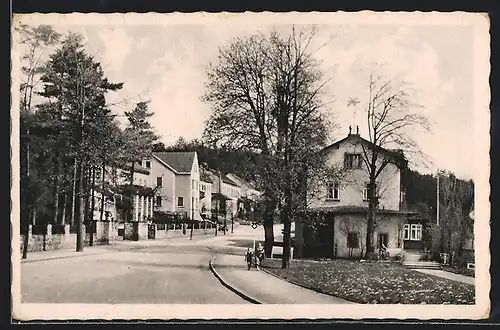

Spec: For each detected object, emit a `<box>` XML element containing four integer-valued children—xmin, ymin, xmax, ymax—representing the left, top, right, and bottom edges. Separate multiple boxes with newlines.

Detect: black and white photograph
<box><xmin>11</xmin><ymin>12</ymin><xmax>490</xmax><ymax>320</ymax></box>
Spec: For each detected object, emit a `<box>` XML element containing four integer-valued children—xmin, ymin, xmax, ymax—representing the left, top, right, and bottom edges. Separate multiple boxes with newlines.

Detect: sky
<box><xmin>14</xmin><ymin>13</ymin><xmax>486</xmax><ymax>180</ymax></box>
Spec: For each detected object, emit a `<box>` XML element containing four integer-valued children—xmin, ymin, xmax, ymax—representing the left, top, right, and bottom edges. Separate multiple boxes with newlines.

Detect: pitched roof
<box><xmin>322</xmin><ymin>134</ymin><xmax>407</xmax><ymax>168</ymax></box>
<box><xmin>221</xmin><ymin>173</ymin><xmax>239</xmax><ymax>186</ymax></box>
<box><xmin>153</xmin><ymin>151</ymin><xmax>196</xmax><ymax>174</ymax></box>
<box><xmin>206</xmin><ymin>169</ymin><xmax>239</xmax><ymax>187</ymax></box>
<box><xmin>226</xmin><ymin>173</ymin><xmax>252</xmax><ymax>188</ymax></box>
<box><xmin>133</xmin><ymin>164</ymin><xmax>151</xmax><ymax>175</ymax></box>
<box><xmin>114</xmin><ymin>163</ymin><xmax>150</xmax><ymax>175</ymax></box>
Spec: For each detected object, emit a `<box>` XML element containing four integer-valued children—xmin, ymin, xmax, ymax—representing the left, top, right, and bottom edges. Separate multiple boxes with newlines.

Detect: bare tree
<box><xmin>202</xmin><ymin>26</ymin><xmax>337</xmax><ymax>266</ymax></box>
<box><xmin>17</xmin><ymin>24</ymin><xmax>61</xmax><ymax>259</ymax></box>
<box><xmin>353</xmin><ymin>73</ymin><xmax>430</xmax><ymax>258</ymax></box>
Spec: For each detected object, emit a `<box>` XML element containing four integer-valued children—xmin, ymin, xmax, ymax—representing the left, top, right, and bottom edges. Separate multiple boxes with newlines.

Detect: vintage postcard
<box><xmin>11</xmin><ymin>11</ymin><xmax>490</xmax><ymax>321</ymax></box>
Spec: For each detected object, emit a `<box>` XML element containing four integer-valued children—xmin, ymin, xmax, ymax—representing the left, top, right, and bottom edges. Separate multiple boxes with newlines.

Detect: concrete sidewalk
<box><xmin>210</xmin><ymin>254</ymin><xmax>354</xmax><ymax>304</ymax></box>
<box><xmin>414</xmin><ymin>269</ymin><xmax>475</xmax><ymax>285</ymax></box>
<box><xmin>19</xmin><ymin>233</ymin><xmax>217</xmax><ymax>263</ymax></box>
<box><xmin>19</xmin><ymin>242</ymin><xmax>147</xmax><ymax>263</ymax></box>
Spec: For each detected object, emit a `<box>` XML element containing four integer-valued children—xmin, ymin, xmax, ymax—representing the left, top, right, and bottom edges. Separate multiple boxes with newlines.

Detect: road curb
<box><xmin>208</xmin><ymin>256</ymin><xmax>262</xmax><ymax>305</ymax></box>
<box><xmin>260</xmin><ymin>264</ymin><xmax>358</xmax><ymax>304</ymax></box>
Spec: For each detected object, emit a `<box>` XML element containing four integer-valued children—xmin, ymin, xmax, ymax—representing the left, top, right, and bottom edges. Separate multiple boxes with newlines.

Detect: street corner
<box><xmin>209</xmin><ymin>255</ymin><xmax>263</xmax><ymax>304</ymax></box>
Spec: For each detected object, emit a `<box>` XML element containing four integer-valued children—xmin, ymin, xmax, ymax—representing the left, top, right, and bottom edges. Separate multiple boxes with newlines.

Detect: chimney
<box><xmin>356</xmin><ymin>125</ymin><xmax>359</xmax><ymax>135</ymax></box>
<box><xmin>349</xmin><ymin>125</ymin><xmax>352</xmax><ymax>135</ymax></box>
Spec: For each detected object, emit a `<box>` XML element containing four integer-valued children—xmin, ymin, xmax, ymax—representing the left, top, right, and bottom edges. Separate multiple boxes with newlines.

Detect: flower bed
<box><xmin>262</xmin><ymin>258</ymin><xmax>475</xmax><ymax>304</ymax></box>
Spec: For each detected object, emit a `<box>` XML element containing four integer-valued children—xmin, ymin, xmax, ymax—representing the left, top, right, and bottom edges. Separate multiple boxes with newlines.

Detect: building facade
<box><xmin>199</xmin><ymin>170</ymin><xmax>213</xmax><ymax>220</ymax></box>
<box><xmin>148</xmin><ymin>151</ymin><xmax>203</xmax><ymax>221</ymax></box>
<box><xmin>91</xmin><ymin>162</ymin><xmax>154</xmax><ymax>224</ymax></box>
<box><xmin>297</xmin><ymin>127</ymin><xmax>416</xmax><ymax>258</ymax></box>
<box><xmin>209</xmin><ymin>171</ymin><xmax>240</xmax><ymax>219</ymax></box>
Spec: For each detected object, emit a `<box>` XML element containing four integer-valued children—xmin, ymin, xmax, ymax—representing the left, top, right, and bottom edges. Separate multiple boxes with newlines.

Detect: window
<box><xmin>327</xmin><ymin>182</ymin><xmax>340</xmax><ymax>200</ymax></box>
<box><xmin>177</xmin><ymin>197</ymin><xmax>184</xmax><ymax>207</ymax></box>
<box><xmin>347</xmin><ymin>232</ymin><xmax>359</xmax><ymax>248</ymax></box>
<box><xmin>145</xmin><ymin>161</ymin><xmax>151</xmax><ymax>168</ymax></box>
<box><xmin>404</xmin><ymin>224</ymin><xmax>410</xmax><ymax>240</ymax></box>
<box><xmin>411</xmin><ymin>224</ymin><xmax>422</xmax><ymax>241</ymax></box>
<box><xmin>363</xmin><ymin>182</ymin><xmax>377</xmax><ymax>201</ymax></box>
<box><xmin>156</xmin><ymin>177</ymin><xmax>163</xmax><ymax>187</ymax></box>
<box><xmin>156</xmin><ymin>196</ymin><xmax>162</xmax><ymax>206</ymax></box>
<box><xmin>192</xmin><ymin>179</ymin><xmax>196</xmax><ymax>190</ymax></box>
<box><xmin>404</xmin><ymin>224</ymin><xmax>422</xmax><ymax>241</ymax></box>
<box><xmin>345</xmin><ymin>153</ymin><xmax>362</xmax><ymax>169</ymax></box>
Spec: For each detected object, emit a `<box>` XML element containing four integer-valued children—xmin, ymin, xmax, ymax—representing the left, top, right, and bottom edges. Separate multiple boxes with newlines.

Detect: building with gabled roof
<box><xmin>295</xmin><ymin>126</ymin><xmax>418</xmax><ymax>259</ymax></box>
<box><xmin>146</xmin><ymin>151</ymin><xmax>203</xmax><ymax>222</ymax></box>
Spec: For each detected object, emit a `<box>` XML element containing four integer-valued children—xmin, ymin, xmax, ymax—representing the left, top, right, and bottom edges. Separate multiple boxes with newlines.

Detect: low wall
<box><xmin>19</xmin><ymin>221</ymin><xmax>217</xmax><ymax>253</ymax></box>
<box><xmin>19</xmin><ymin>223</ymin><xmax>110</xmax><ymax>253</ymax></box>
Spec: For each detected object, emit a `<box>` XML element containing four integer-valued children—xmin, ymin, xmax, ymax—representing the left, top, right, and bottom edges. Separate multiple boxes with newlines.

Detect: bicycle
<box><xmin>378</xmin><ymin>247</ymin><xmax>390</xmax><ymax>260</ymax></box>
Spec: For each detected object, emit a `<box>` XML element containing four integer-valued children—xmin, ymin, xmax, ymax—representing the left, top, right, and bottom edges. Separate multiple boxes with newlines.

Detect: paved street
<box><xmin>21</xmin><ymin>240</ymin><xmax>250</xmax><ymax>304</ymax></box>
<box><xmin>20</xmin><ymin>223</ymin><xmax>305</xmax><ymax>304</ymax></box>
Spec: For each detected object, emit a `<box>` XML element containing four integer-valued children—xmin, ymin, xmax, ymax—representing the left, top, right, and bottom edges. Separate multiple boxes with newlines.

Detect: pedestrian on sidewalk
<box><xmin>245</xmin><ymin>248</ymin><xmax>253</xmax><ymax>270</ymax></box>
<box><xmin>255</xmin><ymin>243</ymin><xmax>264</xmax><ymax>270</ymax></box>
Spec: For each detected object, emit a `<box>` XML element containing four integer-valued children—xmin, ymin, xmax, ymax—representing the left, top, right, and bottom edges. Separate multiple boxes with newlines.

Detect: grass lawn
<box><xmin>262</xmin><ymin>258</ymin><xmax>475</xmax><ymax>305</ymax></box>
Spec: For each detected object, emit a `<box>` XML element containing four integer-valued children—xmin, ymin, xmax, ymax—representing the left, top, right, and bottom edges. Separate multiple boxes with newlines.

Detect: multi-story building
<box><xmin>209</xmin><ymin>171</ymin><xmax>240</xmax><ymax>219</ymax></box>
<box><xmin>199</xmin><ymin>169</ymin><xmax>213</xmax><ymax>220</ymax></box>
<box><xmin>225</xmin><ymin>173</ymin><xmax>262</xmax><ymax>216</ymax></box>
<box><xmin>91</xmin><ymin>162</ymin><xmax>154</xmax><ymax>224</ymax></box>
<box><xmin>296</xmin><ymin>126</ymin><xmax>416</xmax><ymax>258</ymax></box>
<box><xmin>148</xmin><ymin>151</ymin><xmax>203</xmax><ymax>222</ymax></box>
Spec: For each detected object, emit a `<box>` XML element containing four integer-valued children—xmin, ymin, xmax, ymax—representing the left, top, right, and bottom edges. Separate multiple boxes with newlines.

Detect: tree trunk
<box><xmin>70</xmin><ymin>158</ymin><xmax>78</xmax><ymax>226</ymax></box>
<box><xmin>127</xmin><ymin>163</ymin><xmax>136</xmax><ymax>222</ymax></box>
<box><xmin>263</xmin><ymin>198</ymin><xmax>275</xmax><ymax>258</ymax></box>
<box><xmin>61</xmin><ymin>193</ymin><xmax>67</xmax><ymax>225</ymax></box>
<box><xmin>99</xmin><ymin>162</ymin><xmax>106</xmax><ymax>221</ymax></box>
<box><xmin>75</xmin><ymin>160</ymin><xmax>84</xmax><ymax>252</ymax></box>
<box><xmin>51</xmin><ymin>155</ymin><xmax>61</xmax><ymax>224</ymax></box>
<box><xmin>447</xmin><ymin>227</ymin><xmax>452</xmax><ymax>266</ymax></box>
<box><xmin>89</xmin><ymin>167</ymin><xmax>96</xmax><ymax>246</ymax></box>
<box><xmin>281</xmin><ymin>192</ymin><xmax>293</xmax><ymax>269</ymax></box>
<box><xmin>83</xmin><ymin>167</ymin><xmax>91</xmax><ymax>243</ymax></box>
<box><xmin>22</xmin><ymin>222</ymin><xmax>30</xmax><ymax>259</ymax></box>
<box><xmin>31</xmin><ymin>206</ymin><xmax>37</xmax><ymax>226</ymax></box>
<box><xmin>365</xmin><ymin>181</ymin><xmax>376</xmax><ymax>259</ymax></box>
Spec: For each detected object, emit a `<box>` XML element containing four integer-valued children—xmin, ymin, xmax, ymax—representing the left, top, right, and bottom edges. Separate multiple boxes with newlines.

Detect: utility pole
<box><xmin>436</xmin><ymin>170</ymin><xmax>440</xmax><ymax>227</ymax></box>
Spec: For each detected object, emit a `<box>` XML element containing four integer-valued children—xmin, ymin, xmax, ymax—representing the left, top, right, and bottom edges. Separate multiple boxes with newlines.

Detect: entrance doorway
<box><xmin>378</xmin><ymin>233</ymin><xmax>389</xmax><ymax>248</ymax></box>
